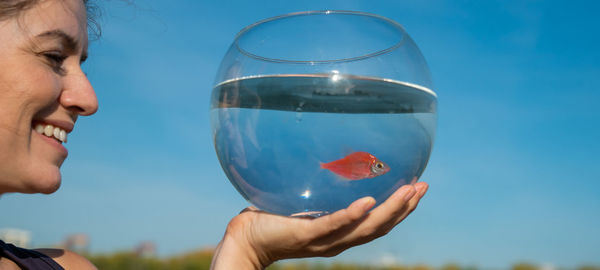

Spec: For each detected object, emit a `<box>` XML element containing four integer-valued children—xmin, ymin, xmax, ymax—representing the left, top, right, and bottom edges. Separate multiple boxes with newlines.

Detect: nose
<box><xmin>59</xmin><ymin>67</ymin><xmax>99</xmax><ymax>116</ymax></box>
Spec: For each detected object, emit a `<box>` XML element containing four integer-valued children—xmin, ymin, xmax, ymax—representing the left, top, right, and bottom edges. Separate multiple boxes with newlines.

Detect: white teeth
<box><xmin>34</xmin><ymin>123</ymin><xmax>68</xmax><ymax>143</ymax></box>
<box><xmin>44</xmin><ymin>125</ymin><xmax>53</xmax><ymax>136</ymax></box>
<box><xmin>35</xmin><ymin>124</ymin><xmax>44</xmax><ymax>134</ymax></box>
<box><xmin>59</xmin><ymin>130</ymin><xmax>67</xmax><ymax>143</ymax></box>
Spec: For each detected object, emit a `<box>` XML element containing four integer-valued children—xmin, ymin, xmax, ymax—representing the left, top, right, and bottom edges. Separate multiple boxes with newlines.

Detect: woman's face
<box><xmin>0</xmin><ymin>0</ymin><xmax>98</xmax><ymax>194</ymax></box>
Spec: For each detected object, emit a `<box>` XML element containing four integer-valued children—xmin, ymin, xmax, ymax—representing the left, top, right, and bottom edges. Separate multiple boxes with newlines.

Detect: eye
<box><xmin>376</xmin><ymin>162</ymin><xmax>383</xmax><ymax>169</ymax></box>
<box><xmin>41</xmin><ymin>51</ymin><xmax>67</xmax><ymax>74</ymax></box>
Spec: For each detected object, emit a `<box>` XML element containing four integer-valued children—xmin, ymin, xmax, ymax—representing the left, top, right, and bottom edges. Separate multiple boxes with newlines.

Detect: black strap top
<box><xmin>0</xmin><ymin>240</ymin><xmax>64</xmax><ymax>270</ymax></box>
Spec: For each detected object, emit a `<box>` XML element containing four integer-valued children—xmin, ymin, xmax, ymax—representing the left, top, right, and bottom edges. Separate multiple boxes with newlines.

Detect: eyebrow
<box><xmin>35</xmin><ymin>29</ymin><xmax>88</xmax><ymax>63</ymax></box>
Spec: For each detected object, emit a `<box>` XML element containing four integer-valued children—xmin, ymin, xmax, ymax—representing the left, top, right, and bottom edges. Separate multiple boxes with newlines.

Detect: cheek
<box><xmin>0</xmin><ymin>64</ymin><xmax>63</xmax><ymax>193</ymax></box>
<box><xmin>20</xmin><ymin>73</ymin><xmax>63</xmax><ymax>124</ymax></box>
<box><xmin>27</xmin><ymin>68</ymin><xmax>63</xmax><ymax>106</ymax></box>
<box><xmin>1</xmin><ymin>61</ymin><xmax>62</xmax><ymax>105</ymax></box>
<box><xmin>0</xmin><ymin>70</ymin><xmax>61</xmax><ymax>133</ymax></box>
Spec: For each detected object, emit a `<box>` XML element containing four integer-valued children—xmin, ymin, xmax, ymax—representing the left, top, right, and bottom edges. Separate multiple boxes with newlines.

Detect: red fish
<box><xmin>320</xmin><ymin>152</ymin><xmax>390</xmax><ymax>180</ymax></box>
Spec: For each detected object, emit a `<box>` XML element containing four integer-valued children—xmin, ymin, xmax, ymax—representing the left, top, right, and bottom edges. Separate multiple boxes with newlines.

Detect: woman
<box><xmin>0</xmin><ymin>0</ymin><xmax>429</xmax><ymax>269</ymax></box>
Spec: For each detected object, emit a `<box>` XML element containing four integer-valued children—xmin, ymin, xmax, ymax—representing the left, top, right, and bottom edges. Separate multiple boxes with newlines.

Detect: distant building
<box><xmin>0</xmin><ymin>228</ymin><xmax>31</xmax><ymax>248</ymax></box>
<box><xmin>134</xmin><ymin>241</ymin><xmax>156</xmax><ymax>257</ymax></box>
<box><xmin>374</xmin><ymin>252</ymin><xmax>400</xmax><ymax>267</ymax></box>
<box><xmin>62</xmin><ymin>234</ymin><xmax>89</xmax><ymax>254</ymax></box>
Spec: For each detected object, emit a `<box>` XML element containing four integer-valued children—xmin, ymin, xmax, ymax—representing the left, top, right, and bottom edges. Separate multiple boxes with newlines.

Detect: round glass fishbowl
<box><xmin>210</xmin><ymin>11</ymin><xmax>437</xmax><ymax>217</ymax></box>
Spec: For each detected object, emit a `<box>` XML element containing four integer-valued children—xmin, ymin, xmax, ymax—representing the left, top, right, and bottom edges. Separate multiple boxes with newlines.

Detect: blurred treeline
<box><xmin>86</xmin><ymin>250</ymin><xmax>600</xmax><ymax>270</ymax></box>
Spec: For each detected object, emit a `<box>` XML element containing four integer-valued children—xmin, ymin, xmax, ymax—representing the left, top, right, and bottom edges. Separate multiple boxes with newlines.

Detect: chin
<box><xmin>24</xmin><ymin>168</ymin><xmax>63</xmax><ymax>194</ymax></box>
<box><xmin>37</xmin><ymin>179</ymin><xmax>62</xmax><ymax>194</ymax></box>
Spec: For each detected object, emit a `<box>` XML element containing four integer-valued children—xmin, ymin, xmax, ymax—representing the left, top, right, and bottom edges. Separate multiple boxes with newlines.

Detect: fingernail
<box><xmin>403</xmin><ymin>186</ymin><xmax>417</xmax><ymax>201</ymax></box>
<box><xmin>416</xmin><ymin>183</ymin><xmax>429</xmax><ymax>196</ymax></box>
<box><xmin>360</xmin><ymin>197</ymin><xmax>375</xmax><ymax>211</ymax></box>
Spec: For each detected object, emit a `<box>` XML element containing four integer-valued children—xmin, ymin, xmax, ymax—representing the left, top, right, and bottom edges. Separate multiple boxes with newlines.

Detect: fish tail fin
<box><xmin>319</xmin><ymin>161</ymin><xmax>328</xmax><ymax>169</ymax></box>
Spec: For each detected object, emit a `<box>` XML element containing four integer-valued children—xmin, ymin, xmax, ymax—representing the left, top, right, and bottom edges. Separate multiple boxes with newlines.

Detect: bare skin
<box><xmin>0</xmin><ymin>248</ymin><xmax>97</xmax><ymax>270</ymax></box>
<box><xmin>0</xmin><ymin>256</ymin><xmax>20</xmax><ymax>270</ymax></box>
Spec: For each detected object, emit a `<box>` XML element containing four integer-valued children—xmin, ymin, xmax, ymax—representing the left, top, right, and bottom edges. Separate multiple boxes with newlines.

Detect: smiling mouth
<box><xmin>34</xmin><ymin>123</ymin><xmax>68</xmax><ymax>143</ymax></box>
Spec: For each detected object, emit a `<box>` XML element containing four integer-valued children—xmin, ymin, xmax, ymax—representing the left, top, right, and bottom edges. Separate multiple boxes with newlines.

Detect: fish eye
<box><xmin>376</xmin><ymin>162</ymin><xmax>383</xmax><ymax>169</ymax></box>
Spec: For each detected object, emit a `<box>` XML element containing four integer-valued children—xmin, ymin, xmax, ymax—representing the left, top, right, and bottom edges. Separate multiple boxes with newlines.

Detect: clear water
<box><xmin>211</xmin><ymin>74</ymin><xmax>437</xmax><ymax>216</ymax></box>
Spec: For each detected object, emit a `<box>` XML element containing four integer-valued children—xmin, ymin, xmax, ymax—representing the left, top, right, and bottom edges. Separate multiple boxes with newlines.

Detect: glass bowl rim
<box><xmin>234</xmin><ymin>10</ymin><xmax>408</xmax><ymax>64</ymax></box>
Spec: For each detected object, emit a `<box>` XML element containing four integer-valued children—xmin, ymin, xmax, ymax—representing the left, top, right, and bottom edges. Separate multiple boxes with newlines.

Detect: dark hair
<box><xmin>0</xmin><ymin>0</ymin><xmax>101</xmax><ymax>39</ymax></box>
<box><xmin>0</xmin><ymin>0</ymin><xmax>38</xmax><ymax>20</ymax></box>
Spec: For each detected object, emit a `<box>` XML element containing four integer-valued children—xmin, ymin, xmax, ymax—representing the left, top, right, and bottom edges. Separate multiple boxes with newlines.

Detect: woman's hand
<box><xmin>211</xmin><ymin>182</ymin><xmax>429</xmax><ymax>270</ymax></box>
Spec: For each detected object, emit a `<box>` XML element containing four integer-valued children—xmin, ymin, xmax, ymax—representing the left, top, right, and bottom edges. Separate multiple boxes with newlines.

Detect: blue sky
<box><xmin>1</xmin><ymin>0</ymin><xmax>599</xmax><ymax>268</ymax></box>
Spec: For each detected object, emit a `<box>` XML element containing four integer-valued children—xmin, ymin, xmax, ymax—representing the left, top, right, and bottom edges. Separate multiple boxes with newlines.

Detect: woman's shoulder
<box><xmin>35</xmin><ymin>249</ymin><xmax>97</xmax><ymax>270</ymax></box>
<box><xmin>0</xmin><ymin>240</ymin><xmax>94</xmax><ymax>270</ymax></box>
<box><xmin>0</xmin><ymin>256</ymin><xmax>21</xmax><ymax>270</ymax></box>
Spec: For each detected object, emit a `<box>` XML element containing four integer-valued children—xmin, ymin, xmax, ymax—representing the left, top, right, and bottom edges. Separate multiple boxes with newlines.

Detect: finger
<box><xmin>309</xmin><ymin>196</ymin><xmax>376</xmax><ymax>237</ymax></box>
<box><xmin>300</xmin><ymin>184</ymin><xmax>425</xmax><ymax>256</ymax></box>
<box><xmin>327</xmin><ymin>184</ymin><xmax>418</xmax><ymax>246</ymax></box>
<box><xmin>413</xmin><ymin>181</ymin><xmax>428</xmax><ymax>196</ymax></box>
<box><xmin>247</xmin><ymin>206</ymin><xmax>260</xmax><ymax>211</ymax></box>
<box><xmin>372</xmin><ymin>184</ymin><xmax>417</xmax><ymax>219</ymax></box>
<box><xmin>392</xmin><ymin>182</ymin><xmax>429</xmax><ymax>226</ymax></box>
<box><xmin>239</xmin><ymin>206</ymin><xmax>260</xmax><ymax>214</ymax></box>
